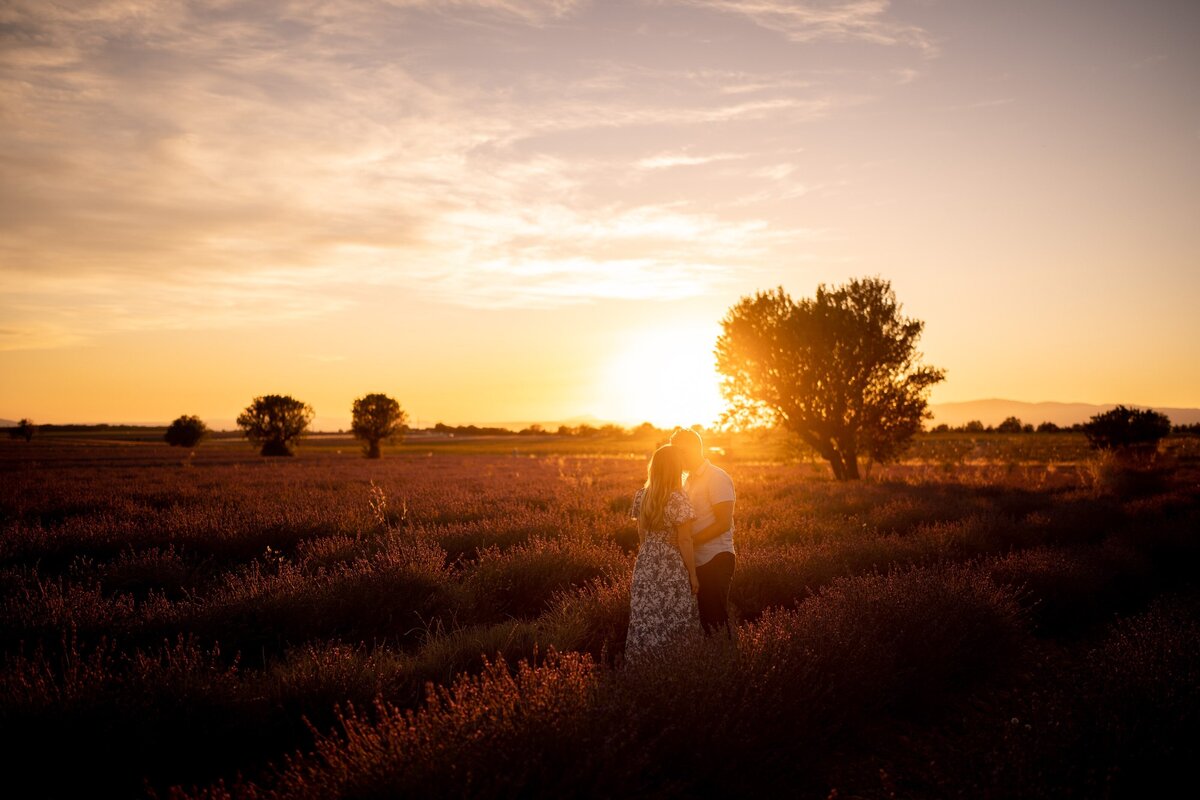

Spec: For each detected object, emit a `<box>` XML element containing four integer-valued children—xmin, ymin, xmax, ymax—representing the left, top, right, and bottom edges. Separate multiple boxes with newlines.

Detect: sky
<box><xmin>2</xmin><ymin>0</ymin><xmax>1198</xmax><ymax>429</ymax></box>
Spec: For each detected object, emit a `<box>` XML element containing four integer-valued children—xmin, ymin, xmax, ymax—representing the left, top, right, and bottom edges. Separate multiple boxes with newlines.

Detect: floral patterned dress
<box><xmin>625</xmin><ymin>487</ymin><xmax>701</xmax><ymax>664</ymax></box>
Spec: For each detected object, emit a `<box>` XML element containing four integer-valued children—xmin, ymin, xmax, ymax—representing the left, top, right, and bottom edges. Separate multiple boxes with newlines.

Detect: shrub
<box><xmin>1083</xmin><ymin>405</ymin><xmax>1170</xmax><ymax>457</ymax></box>
<box><xmin>257</xmin><ymin>641</ymin><xmax>411</xmax><ymax>733</ymax></box>
<box><xmin>986</xmin><ymin>545</ymin><xmax>1122</xmax><ymax>632</ymax></box>
<box><xmin>402</xmin><ymin>621</ymin><xmax>541</xmax><ymax>703</ymax></box>
<box><xmin>175</xmin><ymin>538</ymin><xmax>458</xmax><ymax>655</ymax></box>
<box><xmin>1082</xmin><ymin>449</ymin><xmax>1171</xmax><ymax>496</ymax></box>
<box><xmin>538</xmin><ymin>579</ymin><xmax>631</xmax><ymax>660</ymax></box>
<box><xmin>165</xmin><ymin>415</ymin><xmax>209</xmax><ymax>449</ymax></box>
<box><xmin>773</xmin><ymin>564</ymin><xmax>1029</xmax><ymax>712</ymax></box>
<box><xmin>1</xmin><ymin>635</ymin><xmax>244</xmax><ymax>798</ymax></box>
<box><xmin>258</xmin><ymin>652</ymin><xmax>601</xmax><ymax>800</ymax></box>
<box><xmin>463</xmin><ymin>538</ymin><xmax>625</xmax><ymax>622</ymax></box>
<box><xmin>8</xmin><ymin>418</ymin><xmax>35</xmax><ymax>441</ymax></box>
<box><xmin>1082</xmin><ymin>597</ymin><xmax>1200</xmax><ymax>792</ymax></box>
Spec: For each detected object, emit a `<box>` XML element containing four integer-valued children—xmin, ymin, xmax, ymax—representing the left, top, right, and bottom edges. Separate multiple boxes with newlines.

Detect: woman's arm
<box><xmin>674</xmin><ymin>520</ymin><xmax>700</xmax><ymax>594</ymax></box>
<box><xmin>632</xmin><ymin>488</ymin><xmax>646</xmax><ymax>545</ymax></box>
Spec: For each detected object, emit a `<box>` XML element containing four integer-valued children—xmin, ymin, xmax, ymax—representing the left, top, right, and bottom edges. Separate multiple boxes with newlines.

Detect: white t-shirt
<box><xmin>684</xmin><ymin>459</ymin><xmax>736</xmax><ymax>567</ymax></box>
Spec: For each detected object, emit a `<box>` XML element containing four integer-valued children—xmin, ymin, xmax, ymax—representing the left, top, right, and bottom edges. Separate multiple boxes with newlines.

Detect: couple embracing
<box><xmin>626</xmin><ymin>428</ymin><xmax>735</xmax><ymax>664</ymax></box>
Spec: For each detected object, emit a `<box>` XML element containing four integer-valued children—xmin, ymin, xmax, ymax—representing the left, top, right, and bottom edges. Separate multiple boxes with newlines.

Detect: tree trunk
<box><xmin>366</xmin><ymin>440</ymin><xmax>382</xmax><ymax>459</ymax></box>
<box><xmin>818</xmin><ymin>442</ymin><xmax>844</xmax><ymax>480</ymax></box>
<box><xmin>826</xmin><ymin>448</ymin><xmax>861</xmax><ymax>481</ymax></box>
<box><xmin>843</xmin><ymin>456</ymin><xmax>861</xmax><ymax>480</ymax></box>
<box><xmin>842</xmin><ymin>446</ymin><xmax>861</xmax><ymax>480</ymax></box>
<box><xmin>830</xmin><ymin>431</ymin><xmax>862</xmax><ymax>481</ymax></box>
<box><xmin>261</xmin><ymin>439</ymin><xmax>293</xmax><ymax>456</ymax></box>
<box><xmin>826</xmin><ymin>451</ymin><xmax>846</xmax><ymax>480</ymax></box>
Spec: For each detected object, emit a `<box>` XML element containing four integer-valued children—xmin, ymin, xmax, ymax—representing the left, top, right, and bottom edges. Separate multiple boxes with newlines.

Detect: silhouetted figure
<box><xmin>672</xmin><ymin>428</ymin><xmax>736</xmax><ymax>636</ymax></box>
<box><xmin>626</xmin><ymin>444</ymin><xmax>701</xmax><ymax>664</ymax></box>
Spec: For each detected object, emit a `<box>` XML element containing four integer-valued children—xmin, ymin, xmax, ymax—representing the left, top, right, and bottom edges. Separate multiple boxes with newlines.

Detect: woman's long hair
<box><xmin>640</xmin><ymin>444</ymin><xmax>684</xmax><ymax>532</ymax></box>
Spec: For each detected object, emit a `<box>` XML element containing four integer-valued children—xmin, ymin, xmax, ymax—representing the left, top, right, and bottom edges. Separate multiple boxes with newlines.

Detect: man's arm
<box><xmin>691</xmin><ymin>500</ymin><xmax>733</xmax><ymax>546</ymax></box>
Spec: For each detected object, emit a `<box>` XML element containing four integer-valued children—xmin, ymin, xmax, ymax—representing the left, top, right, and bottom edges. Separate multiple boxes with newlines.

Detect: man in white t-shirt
<box><xmin>670</xmin><ymin>427</ymin><xmax>735</xmax><ymax>635</ymax></box>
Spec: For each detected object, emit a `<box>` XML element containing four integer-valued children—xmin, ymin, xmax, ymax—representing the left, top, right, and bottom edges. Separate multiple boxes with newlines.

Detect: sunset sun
<box><xmin>599</xmin><ymin>324</ymin><xmax>726</xmax><ymax>429</ymax></box>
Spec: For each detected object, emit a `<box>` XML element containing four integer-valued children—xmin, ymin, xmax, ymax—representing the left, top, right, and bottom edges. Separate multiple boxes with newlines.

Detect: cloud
<box><xmin>423</xmin><ymin>199</ymin><xmax>819</xmax><ymax>305</ymax></box>
<box><xmin>0</xmin><ymin>324</ymin><xmax>89</xmax><ymax>353</ymax></box>
<box><xmin>0</xmin><ymin>0</ymin><xmax>923</xmax><ymax>349</ymax></box>
<box><xmin>634</xmin><ymin>151</ymin><xmax>750</xmax><ymax>169</ymax></box>
<box><xmin>0</xmin><ymin>267</ymin><xmax>355</xmax><ymax>351</ymax></box>
<box><xmin>385</xmin><ymin>0</ymin><xmax>586</xmax><ymax>24</ymax></box>
<box><xmin>434</xmin><ymin>257</ymin><xmax>733</xmax><ymax>307</ymax></box>
<box><xmin>671</xmin><ymin>0</ymin><xmax>936</xmax><ymax>54</ymax></box>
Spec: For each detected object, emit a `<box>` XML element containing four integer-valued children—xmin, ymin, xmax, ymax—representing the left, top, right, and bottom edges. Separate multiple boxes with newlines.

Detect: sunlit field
<box><xmin>2</xmin><ymin>436</ymin><xmax>1199</xmax><ymax>798</ymax></box>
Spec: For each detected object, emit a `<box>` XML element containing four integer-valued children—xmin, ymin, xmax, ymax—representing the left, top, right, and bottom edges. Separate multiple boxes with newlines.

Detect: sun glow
<box><xmin>598</xmin><ymin>324</ymin><xmax>726</xmax><ymax>429</ymax></box>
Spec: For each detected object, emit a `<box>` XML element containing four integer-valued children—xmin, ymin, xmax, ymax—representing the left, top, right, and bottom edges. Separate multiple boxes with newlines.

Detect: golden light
<box><xmin>598</xmin><ymin>323</ymin><xmax>726</xmax><ymax>429</ymax></box>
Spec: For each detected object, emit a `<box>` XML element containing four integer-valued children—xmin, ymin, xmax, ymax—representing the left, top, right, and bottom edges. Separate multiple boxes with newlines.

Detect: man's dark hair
<box><xmin>670</xmin><ymin>427</ymin><xmax>703</xmax><ymax>451</ymax></box>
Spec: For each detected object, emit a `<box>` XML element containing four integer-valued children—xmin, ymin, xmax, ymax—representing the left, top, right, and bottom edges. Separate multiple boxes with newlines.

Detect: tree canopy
<box><xmin>237</xmin><ymin>395</ymin><xmax>313</xmax><ymax>456</ymax></box>
<box><xmin>996</xmin><ymin>416</ymin><xmax>1024</xmax><ymax>434</ymax></box>
<box><xmin>164</xmin><ymin>415</ymin><xmax>209</xmax><ymax>448</ymax></box>
<box><xmin>351</xmin><ymin>393</ymin><xmax>408</xmax><ymax>458</ymax></box>
<box><xmin>715</xmin><ymin>277</ymin><xmax>945</xmax><ymax>480</ymax></box>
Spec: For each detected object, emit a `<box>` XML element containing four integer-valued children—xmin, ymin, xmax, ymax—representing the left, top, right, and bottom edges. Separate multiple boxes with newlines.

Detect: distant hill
<box><xmin>0</xmin><ymin>418</ymin><xmax>16</xmax><ymax>428</ymax></box>
<box><xmin>929</xmin><ymin>400</ymin><xmax>1200</xmax><ymax>428</ymax></box>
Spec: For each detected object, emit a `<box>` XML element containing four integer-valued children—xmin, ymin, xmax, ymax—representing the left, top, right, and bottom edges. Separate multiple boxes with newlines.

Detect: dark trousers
<box><xmin>696</xmin><ymin>551</ymin><xmax>735</xmax><ymax>635</ymax></box>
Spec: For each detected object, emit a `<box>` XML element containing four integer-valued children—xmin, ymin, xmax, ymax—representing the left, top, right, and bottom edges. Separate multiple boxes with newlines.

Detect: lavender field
<box><xmin>2</xmin><ymin>437</ymin><xmax>1198</xmax><ymax>798</ymax></box>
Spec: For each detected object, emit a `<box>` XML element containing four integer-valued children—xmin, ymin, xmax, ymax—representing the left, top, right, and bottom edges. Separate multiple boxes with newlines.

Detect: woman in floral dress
<box><xmin>625</xmin><ymin>444</ymin><xmax>701</xmax><ymax>664</ymax></box>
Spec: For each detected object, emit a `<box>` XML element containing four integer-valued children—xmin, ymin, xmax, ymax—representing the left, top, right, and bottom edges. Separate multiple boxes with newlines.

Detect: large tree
<box><xmin>716</xmin><ymin>278</ymin><xmax>945</xmax><ymax>480</ymax></box>
<box><xmin>351</xmin><ymin>393</ymin><xmax>408</xmax><ymax>458</ymax></box>
<box><xmin>237</xmin><ymin>395</ymin><xmax>313</xmax><ymax>456</ymax></box>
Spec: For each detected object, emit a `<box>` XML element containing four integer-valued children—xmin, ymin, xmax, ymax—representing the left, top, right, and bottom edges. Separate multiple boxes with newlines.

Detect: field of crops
<box><xmin>2</xmin><ymin>436</ymin><xmax>1198</xmax><ymax>798</ymax></box>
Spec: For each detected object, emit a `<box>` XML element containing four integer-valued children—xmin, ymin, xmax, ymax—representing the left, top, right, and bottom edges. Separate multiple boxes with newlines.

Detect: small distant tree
<box><xmin>1082</xmin><ymin>405</ymin><xmax>1170</xmax><ymax>458</ymax></box>
<box><xmin>632</xmin><ymin>421</ymin><xmax>660</xmax><ymax>438</ymax></box>
<box><xmin>716</xmin><ymin>278</ymin><xmax>945</xmax><ymax>480</ymax></box>
<box><xmin>351</xmin><ymin>393</ymin><xmax>407</xmax><ymax>458</ymax></box>
<box><xmin>996</xmin><ymin>416</ymin><xmax>1024</xmax><ymax>434</ymax></box>
<box><xmin>1036</xmin><ymin>421</ymin><xmax>1060</xmax><ymax>433</ymax></box>
<box><xmin>237</xmin><ymin>395</ymin><xmax>313</xmax><ymax>456</ymax></box>
<box><xmin>931</xmin><ymin>423</ymin><xmax>950</xmax><ymax>433</ymax></box>
<box><xmin>164</xmin><ymin>415</ymin><xmax>209</xmax><ymax>448</ymax></box>
<box><xmin>962</xmin><ymin>420</ymin><xmax>985</xmax><ymax>433</ymax></box>
<box><xmin>8</xmin><ymin>418</ymin><xmax>35</xmax><ymax>441</ymax></box>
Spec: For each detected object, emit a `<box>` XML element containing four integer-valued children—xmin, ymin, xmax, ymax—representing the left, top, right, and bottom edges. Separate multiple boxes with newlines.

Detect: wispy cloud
<box><xmin>386</xmin><ymin>0</ymin><xmax>586</xmax><ymax>24</ymax></box>
<box><xmin>672</xmin><ymin>0</ymin><xmax>936</xmax><ymax>54</ymax></box>
<box><xmin>635</xmin><ymin>151</ymin><xmax>750</xmax><ymax>169</ymax></box>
